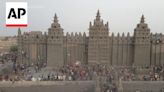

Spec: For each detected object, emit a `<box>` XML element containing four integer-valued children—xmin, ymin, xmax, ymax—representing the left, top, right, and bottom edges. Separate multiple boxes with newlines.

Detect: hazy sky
<box><xmin>0</xmin><ymin>0</ymin><xmax>164</xmax><ymax>36</ymax></box>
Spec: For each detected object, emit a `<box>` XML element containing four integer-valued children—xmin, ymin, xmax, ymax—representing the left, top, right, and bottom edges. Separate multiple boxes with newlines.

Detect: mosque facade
<box><xmin>17</xmin><ymin>10</ymin><xmax>164</xmax><ymax>67</ymax></box>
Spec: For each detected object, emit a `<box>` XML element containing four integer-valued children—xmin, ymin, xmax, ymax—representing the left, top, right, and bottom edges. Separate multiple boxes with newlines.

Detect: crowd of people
<box><xmin>0</xmin><ymin>62</ymin><xmax>164</xmax><ymax>82</ymax></box>
<box><xmin>0</xmin><ymin>60</ymin><xmax>164</xmax><ymax>92</ymax></box>
<box><xmin>15</xmin><ymin>64</ymin><xmax>163</xmax><ymax>92</ymax></box>
<box><xmin>20</xmin><ymin>64</ymin><xmax>115</xmax><ymax>82</ymax></box>
<box><xmin>117</xmin><ymin>66</ymin><xmax>164</xmax><ymax>81</ymax></box>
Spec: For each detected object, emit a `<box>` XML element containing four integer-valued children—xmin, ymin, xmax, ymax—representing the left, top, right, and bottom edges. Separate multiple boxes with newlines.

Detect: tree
<box><xmin>10</xmin><ymin>45</ymin><xmax>18</xmax><ymax>52</ymax></box>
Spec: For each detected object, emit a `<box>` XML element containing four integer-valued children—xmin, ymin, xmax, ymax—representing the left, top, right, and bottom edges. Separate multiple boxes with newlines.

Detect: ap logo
<box><xmin>6</xmin><ymin>2</ymin><xmax>28</xmax><ymax>27</ymax></box>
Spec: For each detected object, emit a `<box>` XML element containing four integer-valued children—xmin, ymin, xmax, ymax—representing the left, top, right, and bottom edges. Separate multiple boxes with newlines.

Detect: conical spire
<box><xmin>79</xmin><ymin>32</ymin><xmax>82</xmax><ymax>37</ymax></box>
<box><xmin>97</xmin><ymin>10</ymin><xmax>100</xmax><ymax>17</ymax></box>
<box><xmin>89</xmin><ymin>21</ymin><xmax>92</xmax><ymax>28</ymax></box>
<box><xmin>96</xmin><ymin>10</ymin><xmax>101</xmax><ymax>20</ymax></box>
<box><xmin>106</xmin><ymin>22</ymin><xmax>109</xmax><ymax>27</ymax></box>
<box><xmin>66</xmin><ymin>32</ymin><xmax>70</xmax><ymax>37</ymax></box>
<box><xmin>44</xmin><ymin>32</ymin><xmax>47</xmax><ymax>36</ymax></box>
<box><xmin>75</xmin><ymin>32</ymin><xmax>78</xmax><ymax>37</ymax></box>
<box><xmin>122</xmin><ymin>32</ymin><xmax>125</xmax><ymax>37</ymax></box>
<box><xmin>112</xmin><ymin>32</ymin><xmax>114</xmax><ymax>37</ymax></box>
<box><xmin>83</xmin><ymin>32</ymin><xmax>86</xmax><ymax>37</ymax></box>
<box><xmin>66</xmin><ymin>32</ymin><xmax>69</xmax><ymax>36</ymax></box>
<box><xmin>140</xmin><ymin>14</ymin><xmax>145</xmax><ymax>23</ymax></box>
<box><xmin>71</xmin><ymin>32</ymin><xmax>74</xmax><ymax>37</ymax></box>
<box><xmin>51</xmin><ymin>13</ymin><xmax>61</xmax><ymax>28</ymax></box>
<box><xmin>117</xmin><ymin>33</ymin><xmax>120</xmax><ymax>37</ymax></box>
<box><xmin>54</xmin><ymin>13</ymin><xmax>58</xmax><ymax>23</ymax></box>
<box><xmin>127</xmin><ymin>32</ymin><xmax>130</xmax><ymax>37</ymax></box>
<box><xmin>18</xmin><ymin>28</ymin><xmax>21</xmax><ymax>35</ymax></box>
